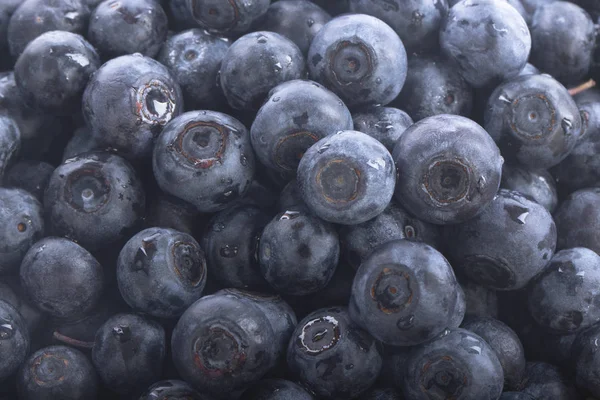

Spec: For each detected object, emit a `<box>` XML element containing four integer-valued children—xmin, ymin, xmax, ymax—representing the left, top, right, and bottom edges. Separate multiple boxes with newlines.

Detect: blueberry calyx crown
<box><xmin>298</xmin><ymin>315</ymin><xmax>341</xmax><ymax>354</ymax></box>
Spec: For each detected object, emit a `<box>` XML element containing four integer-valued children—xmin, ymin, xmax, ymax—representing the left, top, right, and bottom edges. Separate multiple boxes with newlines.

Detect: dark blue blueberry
<box><xmin>0</xmin><ymin>115</ymin><xmax>20</xmax><ymax>181</ymax></box>
<box><xmin>17</xmin><ymin>345</ymin><xmax>98</xmax><ymax>400</ymax></box>
<box><xmin>298</xmin><ymin>130</ymin><xmax>396</xmax><ymax>225</ymax></box>
<box><xmin>117</xmin><ymin>227</ymin><xmax>207</xmax><ymax>318</ymax></box>
<box><xmin>402</xmin><ymin>328</ymin><xmax>504</xmax><ymax>400</ymax></box>
<box><xmin>349</xmin><ymin>0</ymin><xmax>449</xmax><ymax>53</ymax></box>
<box><xmin>220</xmin><ymin>31</ymin><xmax>306</xmax><ymax>111</ymax></box>
<box><xmin>519</xmin><ymin>62</ymin><xmax>540</xmax><ymax>77</ymax></box>
<box><xmin>352</xmin><ymin>106</ymin><xmax>413</xmax><ymax>152</ymax></box>
<box><xmin>440</xmin><ymin>0</ymin><xmax>531</xmax><ymax>88</ymax></box>
<box><xmin>519</xmin><ymin>362</ymin><xmax>579</xmax><ymax>400</ymax></box>
<box><xmin>571</xmin><ymin>323</ymin><xmax>600</xmax><ymax>398</ymax></box>
<box><xmin>261</xmin><ymin>0</ymin><xmax>331</xmax><ymax>54</ymax></box>
<box><xmin>0</xmin><ymin>1</ymin><xmax>20</xmax><ymax>70</ymax></box>
<box><xmin>308</xmin><ymin>14</ymin><xmax>407</xmax><ymax>108</ymax></box>
<box><xmin>251</xmin><ymin>79</ymin><xmax>353</xmax><ymax>179</ymax></box>
<box><xmin>184</xmin><ymin>0</ymin><xmax>271</xmax><ymax>36</ymax></box>
<box><xmin>241</xmin><ymin>378</ymin><xmax>314</xmax><ymax>400</ymax></box>
<box><xmin>140</xmin><ymin>380</ymin><xmax>213</xmax><ymax>400</ymax></box>
<box><xmin>527</xmin><ymin>247</ymin><xmax>600</xmax><ymax>334</ymax></box>
<box><xmin>0</xmin><ymin>300</ymin><xmax>30</xmax><ymax>381</ymax></box>
<box><xmin>259</xmin><ymin>209</ymin><xmax>339</xmax><ymax>296</ymax></box>
<box><xmin>7</xmin><ymin>0</ymin><xmax>90</xmax><ymax>59</ymax></box>
<box><xmin>14</xmin><ymin>31</ymin><xmax>99</xmax><ymax>114</ymax></box>
<box><xmin>45</xmin><ymin>151</ymin><xmax>145</xmax><ymax>251</ymax></box>
<box><xmin>340</xmin><ymin>202</ymin><xmax>440</xmax><ymax>270</ymax></box>
<box><xmin>92</xmin><ymin>313</ymin><xmax>165</xmax><ymax>396</ymax></box>
<box><xmin>448</xmin><ymin>0</ymin><xmax>530</xmax><ymax>23</ymax></box>
<box><xmin>82</xmin><ymin>54</ymin><xmax>183</xmax><ymax>159</ymax></box>
<box><xmin>350</xmin><ymin>240</ymin><xmax>464</xmax><ymax>346</ymax></box>
<box><xmin>554</xmin><ymin>188</ymin><xmax>600</xmax><ymax>255</ymax></box>
<box><xmin>357</xmin><ymin>387</ymin><xmax>404</xmax><ymax>400</ymax></box>
<box><xmin>499</xmin><ymin>393</ymin><xmax>536</xmax><ymax>400</ymax></box>
<box><xmin>393</xmin><ymin>114</ymin><xmax>503</xmax><ymax>225</ymax></box>
<box><xmin>153</xmin><ymin>110</ymin><xmax>255</xmax><ymax>213</ymax></box>
<box><xmin>233</xmin><ymin>179</ymin><xmax>279</xmax><ymax>212</ymax></box>
<box><xmin>157</xmin><ymin>29</ymin><xmax>230</xmax><ymax>110</ymax></box>
<box><xmin>287</xmin><ymin>307</ymin><xmax>382</xmax><ymax>399</ymax></box>
<box><xmin>0</xmin><ymin>278</ymin><xmax>43</xmax><ymax>334</ymax></box>
<box><xmin>88</xmin><ymin>0</ymin><xmax>168</xmax><ymax>59</ymax></box>
<box><xmin>0</xmin><ymin>188</ymin><xmax>44</xmax><ymax>275</ymax></box>
<box><xmin>310</xmin><ymin>0</ymin><xmax>350</xmax><ymax>16</ymax></box>
<box><xmin>392</xmin><ymin>55</ymin><xmax>473</xmax><ymax>122</ymax></box>
<box><xmin>485</xmin><ymin>74</ymin><xmax>583</xmax><ymax>169</ymax></box>
<box><xmin>460</xmin><ymin>277</ymin><xmax>499</xmax><ymax>320</ymax></box>
<box><xmin>20</xmin><ymin>237</ymin><xmax>104</xmax><ymax>320</ymax></box>
<box><xmin>500</xmin><ymin>164</ymin><xmax>558</xmax><ymax>213</ymax></box>
<box><xmin>62</xmin><ymin>125</ymin><xmax>99</xmax><ymax>162</ymax></box>
<box><xmin>144</xmin><ymin>192</ymin><xmax>198</xmax><ymax>234</ymax></box>
<box><xmin>445</xmin><ymin>189</ymin><xmax>556</xmax><ymax>291</ymax></box>
<box><xmin>4</xmin><ymin>160</ymin><xmax>54</xmax><ymax>202</ymax></box>
<box><xmin>277</xmin><ymin>178</ymin><xmax>307</xmax><ymax>212</ymax></box>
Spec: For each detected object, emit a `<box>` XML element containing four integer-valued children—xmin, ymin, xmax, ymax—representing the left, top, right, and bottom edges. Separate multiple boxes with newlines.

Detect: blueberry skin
<box><xmin>308</xmin><ymin>14</ymin><xmax>407</xmax><ymax>108</ymax></box>
<box><xmin>171</xmin><ymin>292</ymin><xmax>279</xmax><ymax>397</ymax></box>
<box><xmin>0</xmin><ymin>1</ymin><xmax>20</xmax><ymax>70</ymax></box>
<box><xmin>277</xmin><ymin>178</ymin><xmax>307</xmax><ymax>211</ymax></box>
<box><xmin>0</xmin><ymin>115</ymin><xmax>20</xmax><ymax>181</ymax></box>
<box><xmin>349</xmin><ymin>0</ymin><xmax>448</xmax><ymax>53</ymax></box>
<box><xmin>88</xmin><ymin>0</ymin><xmax>168</xmax><ymax>59</ymax></box>
<box><xmin>259</xmin><ymin>209</ymin><xmax>339</xmax><ymax>296</ymax></box>
<box><xmin>140</xmin><ymin>380</ymin><xmax>212</xmax><ymax>400</ymax></box>
<box><xmin>439</xmin><ymin>0</ymin><xmax>531</xmax><ymax>89</ymax></box>
<box><xmin>7</xmin><ymin>0</ymin><xmax>90</xmax><ymax>59</ymax></box>
<box><xmin>445</xmin><ymin>189</ymin><xmax>556</xmax><ymax>291</ymax></box>
<box><xmin>352</xmin><ymin>106</ymin><xmax>413</xmax><ymax>152</ymax></box>
<box><xmin>392</xmin><ymin>55</ymin><xmax>473</xmax><ymax>122</ymax></box>
<box><xmin>287</xmin><ymin>307</ymin><xmax>382</xmax><ymax>399</ymax></box>
<box><xmin>356</xmin><ymin>387</ymin><xmax>403</xmax><ymax>400</ymax></box>
<box><xmin>220</xmin><ymin>31</ymin><xmax>306</xmax><ymax>111</ymax></box>
<box><xmin>184</xmin><ymin>0</ymin><xmax>271</xmax><ymax>37</ymax></box>
<box><xmin>144</xmin><ymin>192</ymin><xmax>198</xmax><ymax>234</ymax></box>
<box><xmin>530</xmin><ymin>2</ymin><xmax>596</xmax><ymax>85</ymax></box>
<box><xmin>297</xmin><ymin>130</ymin><xmax>396</xmax><ymax>225</ymax></box>
<box><xmin>153</xmin><ymin>110</ymin><xmax>255</xmax><ymax>213</ymax></box>
<box><xmin>241</xmin><ymin>379</ymin><xmax>315</xmax><ymax>400</ymax></box>
<box><xmin>0</xmin><ymin>188</ymin><xmax>44</xmax><ymax>275</ymax></box>
<box><xmin>340</xmin><ymin>202</ymin><xmax>440</xmax><ymax>270</ymax></box>
<box><xmin>448</xmin><ymin>0</ymin><xmax>530</xmax><ymax>23</ymax></box>
<box><xmin>500</xmin><ymin>165</ymin><xmax>557</xmax><ymax>214</ymax></box>
<box><xmin>82</xmin><ymin>54</ymin><xmax>183</xmax><ymax>159</ymax></box>
<box><xmin>117</xmin><ymin>227</ymin><xmax>207</xmax><ymax>318</ymax></box>
<box><xmin>62</xmin><ymin>126</ymin><xmax>99</xmax><ymax>162</ymax></box>
<box><xmin>393</xmin><ymin>114</ymin><xmax>503</xmax><ymax>225</ymax></box>
<box><xmin>485</xmin><ymin>74</ymin><xmax>582</xmax><ymax>169</ymax></box>
<box><xmin>0</xmin><ymin>300</ymin><xmax>29</xmax><ymax>382</ymax></box>
<box><xmin>527</xmin><ymin>247</ymin><xmax>600</xmax><ymax>334</ymax></box>
<box><xmin>20</xmin><ymin>237</ymin><xmax>104</xmax><ymax>320</ymax></box>
<box><xmin>350</xmin><ymin>240</ymin><xmax>465</xmax><ymax>346</ymax></box>
<box><xmin>261</xmin><ymin>0</ymin><xmax>331</xmax><ymax>54</ymax></box>
<box><xmin>14</xmin><ymin>31</ymin><xmax>99</xmax><ymax>114</ymax></box>
<box><xmin>462</xmin><ymin>317</ymin><xmax>526</xmax><ymax>390</ymax></box>
<box><xmin>460</xmin><ymin>278</ymin><xmax>498</xmax><ymax>319</ymax></box>
<box><xmin>4</xmin><ymin>160</ymin><xmax>54</xmax><ymax>202</ymax></box>
<box><xmin>157</xmin><ymin>29</ymin><xmax>230</xmax><ymax>110</ymax></box>
<box><xmin>520</xmin><ymin>362</ymin><xmax>579</xmax><ymax>400</ymax></box>
<box><xmin>251</xmin><ymin>79</ymin><xmax>353</xmax><ymax>178</ymax></box>
<box><xmin>92</xmin><ymin>313</ymin><xmax>165</xmax><ymax>396</ymax></box>
<box><xmin>554</xmin><ymin>188</ymin><xmax>600</xmax><ymax>255</ymax></box>
<box><xmin>0</xmin><ymin>278</ymin><xmax>43</xmax><ymax>335</ymax></box>
<box><xmin>17</xmin><ymin>345</ymin><xmax>98</xmax><ymax>400</ymax></box>
<box><xmin>44</xmin><ymin>152</ymin><xmax>145</xmax><ymax>251</ymax></box>
<box><xmin>571</xmin><ymin>324</ymin><xmax>600</xmax><ymax>397</ymax></box>
<box><xmin>518</xmin><ymin>62</ymin><xmax>540</xmax><ymax>77</ymax></box>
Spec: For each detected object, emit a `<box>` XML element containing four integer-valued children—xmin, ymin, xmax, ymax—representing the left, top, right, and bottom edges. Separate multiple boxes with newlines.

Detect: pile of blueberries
<box><xmin>3</xmin><ymin>0</ymin><xmax>600</xmax><ymax>399</ymax></box>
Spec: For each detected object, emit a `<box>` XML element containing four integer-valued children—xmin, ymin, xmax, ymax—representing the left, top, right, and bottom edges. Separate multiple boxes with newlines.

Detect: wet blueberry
<box><xmin>0</xmin><ymin>300</ymin><xmax>30</xmax><ymax>382</ymax></box>
<box><xmin>184</xmin><ymin>0</ymin><xmax>271</xmax><ymax>37</ymax></box>
<box><xmin>554</xmin><ymin>187</ymin><xmax>600</xmax><ymax>255</ymax></box>
<box><xmin>500</xmin><ymin>164</ymin><xmax>558</xmax><ymax>213</ymax></box>
<box><xmin>0</xmin><ymin>114</ymin><xmax>20</xmax><ymax>182</ymax></box>
<box><xmin>4</xmin><ymin>160</ymin><xmax>54</xmax><ymax>202</ymax></box>
<box><xmin>139</xmin><ymin>380</ymin><xmax>211</xmax><ymax>400</ymax></box>
<box><xmin>352</xmin><ymin>106</ymin><xmax>413</xmax><ymax>152</ymax></box>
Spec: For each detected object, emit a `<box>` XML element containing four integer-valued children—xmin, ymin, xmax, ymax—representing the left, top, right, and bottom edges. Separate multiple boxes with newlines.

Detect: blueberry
<box><xmin>0</xmin><ymin>114</ymin><xmax>20</xmax><ymax>181</ymax></box>
<box><xmin>92</xmin><ymin>313</ymin><xmax>166</xmax><ymax>396</ymax></box>
<box><xmin>0</xmin><ymin>188</ymin><xmax>44</xmax><ymax>275</ymax></box>
<box><xmin>349</xmin><ymin>0</ymin><xmax>449</xmax><ymax>53</ymax></box>
<box><xmin>0</xmin><ymin>1</ymin><xmax>20</xmax><ymax>70</ymax></box>
<box><xmin>82</xmin><ymin>54</ymin><xmax>183</xmax><ymax>159</ymax></box>
<box><xmin>393</xmin><ymin>114</ymin><xmax>503</xmax><ymax>225</ymax></box>
<box><xmin>287</xmin><ymin>307</ymin><xmax>382</xmax><ymax>399</ymax></box>
<box><xmin>7</xmin><ymin>0</ymin><xmax>90</xmax><ymax>59</ymax></box>
<box><xmin>519</xmin><ymin>362</ymin><xmax>579</xmax><ymax>399</ymax></box>
<box><xmin>153</xmin><ymin>110</ymin><xmax>255</xmax><ymax>212</ymax></box>
<box><xmin>445</xmin><ymin>189</ymin><xmax>556</xmax><ymax>290</ymax></box>
<box><xmin>157</xmin><ymin>29</ymin><xmax>230</xmax><ymax>110</ymax></box>
<box><xmin>571</xmin><ymin>323</ymin><xmax>600</xmax><ymax>398</ymax></box>
<box><xmin>308</xmin><ymin>14</ymin><xmax>407</xmax><ymax>108</ymax></box>
<box><xmin>340</xmin><ymin>202</ymin><xmax>440</xmax><ymax>270</ymax></box>
<box><xmin>554</xmin><ymin>188</ymin><xmax>600</xmax><ymax>255</ymax></box>
<box><xmin>14</xmin><ymin>31</ymin><xmax>99</xmax><ymax>114</ymax></box>
<box><xmin>44</xmin><ymin>151</ymin><xmax>145</xmax><ymax>251</ymax></box>
<box><xmin>62</xmin><ymin>125</ymin><xmax>99</xmax><ymax>162</ymax></box>
<box><xmin>392</xmin><ymin>55</ymin><xmax>473</xmax><ymax>122</ymax></box>
<box><xmin>440</xmin><ymin>0</ymin><xmax>531</xmax><ymax>88</ymax></box>
<box><xmin>485</xmin><ymin>74</ymin><xmax>583</xmax><ymax>169</ymax></box>
<box><xmin>352</xmin><ymin>106</ymin><xmax>413</xmax><ymax>152</ymax></box>
<box><xmin>529</xmin><ymin>1</ymin><xmax>596</xmax><ymax>85</ymax></box>
<box><xmin>144</xmin><ymin>192</ymin><xmax>198</xmax><ymax>234</ymax></box>
<box><xmin>277</xmin><ymin>178</ymin><xmax>307</xmax><ymax>212</ymax></box>
<box><xmin>402</xmin><ymin>328</ymin><xmax>504</xmax><ymax>400</ymax></box>
<box><xmin>184</xmin><ymin>0</ymin><xmax>271</xmax><ymax>37</ymax></box>
<box><xmin>88</xmin><ymin>0</ymin><xmax>168</xmax><ymax>59</ymax></box>
<box><xmin>499</xmin><ymin>393</ymin><xmax>536</xmax><ymax>400</ymax></box>
<box><xmin>220</xmin><ymin>31</ymin><xmax>306</xmax><ymax>111</ymax></box>
<box><xmin>140</xmin><ymin>380</ymin><xmax>212</xmax><ymax>400</ymax></box>
<box><xmin>117</xmin><ymin>227</ymin><xmax>207</xmax><ymax>318</ymax></box>
<box><xmin>349</xmin><ymin>240</ymin><xmax>464</xmax><ymax>346</ymax></box>
<box><xmin>310</xmin><ymin>0</ymin><xmax>350</xmax><ymax>16</ymax></box>
<box><xmin>241</xmin><ymin>378</ymin><xmax>314</xmax><ymax>400</ymax></box>
<box><xmin>17</xmin><ymin>345</ymin><xmax>98</xmax><ymax>400</ymax></box>
<box><xmin>500</xmin><ymin>164</ymin><xmax>558</xmax><ymax>213</ymax></box>
<box><xmin>460</xmin><ymin>278</ymin><xmax>499</xmax><ymax>319</ymax></box>
<box><xmin>0</xmin><ymin>300</ymin><xmax>30</xmax><ymax>381</ymax></box>
<box><xmin>298</xmin><ymin>130</ymin><xmax>396</xmax><ymax>225</ymax></box>
<box><xmin>0</xmin><ymin>278</ymin><xmax>43</xmax><ymax>334</ymax></box>
<box><xmin>356</xmin><ymin>387</ymin><xmax>404</xmax><ymax>400</ymax></box>
<box><xmin>448</xmin><ymin>0</ymin><xmax>530</xmax><ymax>23</ymax></box>
<box><xmin>259</xmin><ymin>209</ymin><xmax>339</xmax><ymax>296</ymax></box>
<box><xmin>20</xmin><ymin>237</ymin><xmax>104</xmax><ymax>320</ymax></box>
<box><xmin>251</xmin><ymin>79</ymin><xmax>353</xmax><ymax>179</ymax></box>
<box><xmin>261</xmin><ymin>0</ymin><xmax>331</xmax><ymax>55</ymax></box>
<box><xmin>4</xmin><ymin>160</ymin><xmax>54</xmax><ymax>201</ymax></box>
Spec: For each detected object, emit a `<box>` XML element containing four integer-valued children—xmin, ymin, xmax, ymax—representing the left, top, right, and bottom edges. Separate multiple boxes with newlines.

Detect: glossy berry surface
<box><xmin>352</xmin><ymin>106</ymin><xmax>413</xmax><ymax>152</ymax></box>
<box><xmin>241</xmin><ymin>378</ymin><xmax>314</xmax><ymax>400</ymax></box>
<box><xmin>184</xmin><ymin>0</ymin><xmax>271</xmax><ymax>37</ymax></box>
<box><xmin>500</xmin><ymin>164</ymin><xmax>558</xmax><ymax>213</ymax></box>
<box><xmin>139</xmin><ymin>380</ymin><xmax>211</xmax><ymax>400</ymax></box>
<box><xmin>4</xmin><ymin>160</ymin><xmax>54</xmax><ymax>201</ymax></box>
<box><xmin>0</xmin><ymin>114</ymin><xmax>20</xmax><ymax>181</ymax></box>
<box><xmin>554</xmin><ymin>187</ymin><xmax>600</xmax><ymax>255</ymax></box>
<box><xmin>0</xmin><ymin>300</ymin><xmax>29</xmax><ymax>382</ymax></box>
